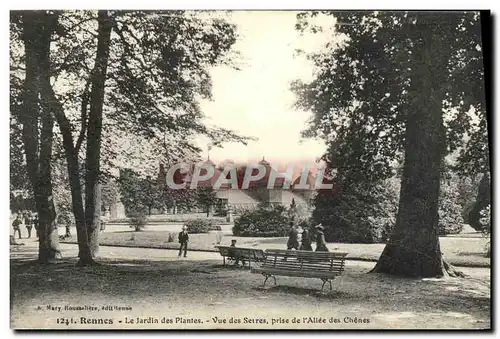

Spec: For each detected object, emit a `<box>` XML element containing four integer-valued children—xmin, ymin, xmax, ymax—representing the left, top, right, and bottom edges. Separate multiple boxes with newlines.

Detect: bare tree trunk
<box><xmin>84</xmin><ymin>10</ymin><xmax>113</xmax><ymax>258</ymax></box>
<box><xmin>370</xmin><ymin>15</ymin><xmax>463</xmax><ymax>278</ymax></box>
<box><xmin>19</xmin><ymin>11</ymin><xmax>61</xmax><ymax>263</ymax></box>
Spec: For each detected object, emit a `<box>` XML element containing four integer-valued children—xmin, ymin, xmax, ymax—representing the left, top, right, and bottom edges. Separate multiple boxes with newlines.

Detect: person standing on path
<box><xmin>25</xmin><ymin>213</ymin><xmax>33</xmax><ymax>239</ymax></box>
<box><xmin>12</xmin><ymin>215</ymin><xmax>22</xmax><ymax>239</ymax></box>
<box><xmin>178</xmin><ymin>225</ymin><xmax>189</xmax><ymax>258</ymax></box>
<box><xmin>33</xmin><ymin>214</ymin><xmax>39</xmax><ymax>238</ymax></box>
<box><xmin>315</xmin><ymin>223</ymin><xmax>329</xmax><ymax>252</ymax></box>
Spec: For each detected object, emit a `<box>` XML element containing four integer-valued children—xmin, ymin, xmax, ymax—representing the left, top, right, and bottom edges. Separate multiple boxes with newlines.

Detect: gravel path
<box><xmin>11</xmin><ymin>239</ymin><xmax>490</xmax><ymax>330</ymax></box>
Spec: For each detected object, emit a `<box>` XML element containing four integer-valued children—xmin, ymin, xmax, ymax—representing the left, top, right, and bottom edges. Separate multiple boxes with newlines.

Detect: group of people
<box><xmin>176</xmin><ymin>221</ymin><xmax>330</xmax><ymax>261</ymax></box>
<box><xmin>286</xmin><ymin>222</ymin><xmax>329</xmax><ymax>252</ymax></box>
<box><xmin>12</xmin><ymin>212</ymin><xmax>38</xmax><ymax>239</ymax></box>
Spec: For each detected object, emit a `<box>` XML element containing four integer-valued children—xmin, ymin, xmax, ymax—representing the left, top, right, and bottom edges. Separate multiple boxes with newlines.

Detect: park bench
<box><xmin>251</xmin><ymin>249</ymin><xmax>348</xmax><ymax>291</ymax></box>
<box><xmin>216</xmin><ymin>246</ymin><xmax>266</xmax><ymax>268</ymax></box>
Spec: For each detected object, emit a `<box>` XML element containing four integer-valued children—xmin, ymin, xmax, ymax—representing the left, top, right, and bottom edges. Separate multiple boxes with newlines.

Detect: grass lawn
<box><xmin>10</xmin><ymin>244</ymin><xmax>490</xmax><ymax>330</ymax></box>
<box><xmin>61</xmin><ymin>229</ymin><xmax>490</xmax><ymax>267</ymax></box>
<box><xmin>111</xmin><ymin>213</ymin><xmax>231</xmax><ymax>224</ymax></box>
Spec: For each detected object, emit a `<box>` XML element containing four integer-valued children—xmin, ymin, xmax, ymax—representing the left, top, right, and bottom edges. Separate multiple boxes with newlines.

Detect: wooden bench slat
<box><xmin>216</xmin><ymin>246</ymin><xmax>267</xmax><ymax>268</ymax></box>
<box><xmin>261</xmin><ymin>261</ymin><xmax>345</xmax><ymax>267</ymax></box>
<box><xmin>252</xmin><ymin>268</ymin><xmax>342</xmax><ymax>278</ymax></box>
<box><xmin>252</xmin><ymin>249</ymin><xmax>347</xmax><ymax>290</ymax></box>
<box><xmin>265</xmin><ymin>249</ymin><xmax>348</xmax><ymax>256</ymax></box>
<box><xmin>261</xmin><ymin>265</ymin><xmax>344</xmax><ymax>272</ymax></box>
<box><xmin>255</xmin><ymin>266</ymin><xmax>344</xmax><ymax>273</ymax></box>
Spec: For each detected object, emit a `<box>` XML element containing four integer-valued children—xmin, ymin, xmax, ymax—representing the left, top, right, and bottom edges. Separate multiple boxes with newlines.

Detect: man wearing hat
<box><xmin>24</xmin><ymin>212</ymin><xmax>33</xmax><ymax>239</ymax></box>
<box><xmin>12</xmin><ymin>214</ymin><xmax>22</xmax><ymax>239</ymax></box>
<box><xmin>178</xmin><ymin>225</ymin><xmax>189</xmax><ymax>258</ymax></box>
<box><xmin>315</xmin><ymin>223</ymin><xmax>329</xmax><ymax>252</ymax></box>
<box><xmin>229</xmin><ymin>239</ymin><xmax>246</xmax><ymax>266</ymax></box>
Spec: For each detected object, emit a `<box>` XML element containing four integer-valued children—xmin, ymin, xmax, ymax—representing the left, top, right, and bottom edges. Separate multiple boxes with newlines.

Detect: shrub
<box><xmin>438</xmin><ymin>175</ymin><xmax>465</xmax><ymax>236</ymax></box>
<box><xmin>480</xmin><ymin>205</ymin><xmax>491</xmax><ymax>257</ymax></box>
<box><xmin>167</xmin><ymin>233</ymin><xmax>175</xmax><ymax>243</ymax></box>
<box><xmin>185</xmin><ymin>219</ymin><xmax>213</xmax><ymax>233</ymax></box>
<box><xmin>437</xmin><ymin>219</ymin><xmax>463</xmax><ymax>236</ymax></box>
<box><xmin>312</xmin><ymin>178</ymin><xmax>399</xmax><ymax>243</ymax></box>
<box><xmin>312</xmin><ymin>171</ymin><xmax>468</xmax><ymax>242</ymax></box>
<box><xmin>233</xmin><ymin>204</ymin><xmax>292</xmax><ymax>237</ymax></box>
<box><xmin>56</xmin><ymin>210</ymin><xmax>74</xmax><ymax>226</ymax></box>
<box><xmin>128</xmin><ymin>213</ymin><xmax>148</xmax><ymax>232</ymax></box>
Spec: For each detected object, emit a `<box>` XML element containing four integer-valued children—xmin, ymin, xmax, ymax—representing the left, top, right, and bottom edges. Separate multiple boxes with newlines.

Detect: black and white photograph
<box><xmin>9</xmin><ymin>9</ymin><xmax>491</xmax><ymax>330</ymax></box>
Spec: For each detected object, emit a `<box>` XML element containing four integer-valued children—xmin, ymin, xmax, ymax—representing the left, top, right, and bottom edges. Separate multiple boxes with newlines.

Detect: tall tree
<box><xmin>11</xmin><ymin>10</ymin><xmax>252</xmax><ymax>265</ymax></box>
<box><xmin>196</xmin><ymin>187</ymin><xmax>218</xmax><ymax>217</ymax></box>
<box><xmin>294</xmin><ymin>11</ymin><xmax>487</xmax><ymax>277</ymax></box>
<box><xmin>15</xmin><ymin>11</ymin><xmax>61</xmax><ymax>262</ymax></box>
<box><xmin>84</xmin><ymin>10</ymin><xmax>113</xmax><ymax>258</ymax></box>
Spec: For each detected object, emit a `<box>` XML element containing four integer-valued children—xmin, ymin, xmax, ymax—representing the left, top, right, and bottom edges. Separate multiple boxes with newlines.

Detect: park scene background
<box><xmin>10</xmin><ymin>10</ymin><xmax>490</xmax><ymax>329</ymax></box>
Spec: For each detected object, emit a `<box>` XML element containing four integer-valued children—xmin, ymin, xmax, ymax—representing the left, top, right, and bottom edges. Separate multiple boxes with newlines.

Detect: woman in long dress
<box><xmin>315</xmin><ymin>224</ymin><xmax>329</xmax><ymax>252</ymax></box>
<box><xmin>301</xmin><ymin>228</ymin><xmax>313</xmax><ymax>251</ymax></box>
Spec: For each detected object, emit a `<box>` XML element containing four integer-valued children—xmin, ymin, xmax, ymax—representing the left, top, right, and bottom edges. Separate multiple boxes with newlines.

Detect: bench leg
<box><xmin>223</xmin><ymin>256</ymin><xmax>226</xmax><ymax>267</ymax></box>
<box><xmin>321</xmin><ymin>279</ymin><xmax>332</xmax><ymax>291</ymax></box>
<box><xmin>262</xmin><ymin>273</ymin><xmax>276</xmax><ymax>287</ymax></box>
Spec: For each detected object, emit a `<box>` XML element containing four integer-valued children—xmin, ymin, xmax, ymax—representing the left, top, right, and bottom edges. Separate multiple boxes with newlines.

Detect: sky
<box><xmin>197</xmin><ymin>11</ymin><xmax>336</xmax><ymax>166</ymax></box>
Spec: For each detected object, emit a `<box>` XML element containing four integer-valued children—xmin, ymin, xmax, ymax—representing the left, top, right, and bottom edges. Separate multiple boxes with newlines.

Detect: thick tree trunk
<box><xmin>19</xmin><ymin>11</ymin><xmax>61</xmax><ymax>263</ymax></box>
<box><xmin>371</xmin><ymin>15</ymin><xmax>462</xmax><ymax>278</ymax></box>
<box><xmin>84</xmin><ymin>10</ymin><xmax>113</xmax><ymax>258</ymax></box>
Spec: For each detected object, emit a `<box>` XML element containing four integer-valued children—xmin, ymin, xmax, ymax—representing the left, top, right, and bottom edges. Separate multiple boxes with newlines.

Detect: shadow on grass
<box><xmin>457</xmin><ymin>251</ymin><xmax>488</xmax><ymax>257</ymax></box>
<box><xmin>255</xmin><ymin>237</ymin><xmax>287</xmax><ymax>245</ymax></box>
<box><xmin>10</xmin><ymin>247</ymin><xmax>491</xmax><ymax>322</ymax></box>
<box><xmin>252</xmin><ymin>285</ymin><xmax>348</xmax><ymax>299</ymax></box>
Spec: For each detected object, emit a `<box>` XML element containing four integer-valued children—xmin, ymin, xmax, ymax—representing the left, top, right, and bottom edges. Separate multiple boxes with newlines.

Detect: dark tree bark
<box><xmin>370</xmin><ymin>15</ymin><xmax>463</xmax><ymax>278</ymax></box>
<box><xmin>84</xmin><ymin>10</ymin><xmax>113</xmax><ymax>258</ymax></box>
<box><xmin>19</xmin><ymin>11</ymin><xmax>61</xmax><ymax>263</ymax></box>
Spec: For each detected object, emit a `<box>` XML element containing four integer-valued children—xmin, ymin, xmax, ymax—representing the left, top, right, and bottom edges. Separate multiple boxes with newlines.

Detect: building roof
<box><xmin>258</xmin><ymin>157</ymin><xmax>270</xmax><ymax>167</ymax></box>
<box><xmin>203</xmin><ymin>158</ymin><xmax>216</xmax><ymax>167</ymax></box>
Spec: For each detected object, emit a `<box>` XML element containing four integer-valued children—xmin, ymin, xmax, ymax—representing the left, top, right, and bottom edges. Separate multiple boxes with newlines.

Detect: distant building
<box><xmin>161</xmin><ymin>157</ymin><xmax>316</xmax><ymax>215</ymax></box>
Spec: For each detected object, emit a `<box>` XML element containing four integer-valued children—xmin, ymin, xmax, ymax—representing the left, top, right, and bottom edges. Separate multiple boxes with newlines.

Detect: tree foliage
<box><xmin>196</xmin><ymin>187</ymin><xmax>218</xmax><ymax>216</ymax></box>
<box><xmin>293</xmin><ymin>11</ymin><xmax>487</xmax><ymax>183</ymax></box>
<box><xmin>294</xmin><ymin>11</ymin><xmax>487</xmax><ymax>277</ymax></box>
<box><xmin>10</xmin><ymin>10</ymin><xmax>252</xmax><ymax>264</ymax></box>
<box><xmin>233</xmin><ymin>204</ymin><xmax>293</xmax><ymax>237</ymax></box>
<box><xmin>312</xmin><ymin>178</ymin><xmax>399</xmax><ymax>243</ymax></box>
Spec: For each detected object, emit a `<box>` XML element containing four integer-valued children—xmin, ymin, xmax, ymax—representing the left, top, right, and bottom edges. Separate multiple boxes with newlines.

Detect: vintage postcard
<box><xmin>9</xmin><ymin>9</ymin><xmax>491</xmax><ymax>330</ymax></box>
